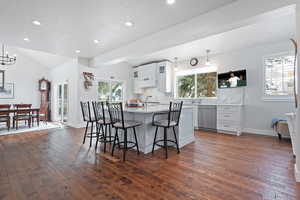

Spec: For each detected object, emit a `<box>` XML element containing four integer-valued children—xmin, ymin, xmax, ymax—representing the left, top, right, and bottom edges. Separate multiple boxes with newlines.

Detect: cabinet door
<box><xmin>198</xmin><ymin>106</ymin><xmax>217</xmax><ymax>130</ymax></box>
<box><xmin>133</xmin><ymin>70</ymin><xmax>142</xmax><ymax>94</ymax></box>
<box><xmin>139</xmin><ymin>64</ymin><xmax>157</xmax><ymax>88</ymax></box>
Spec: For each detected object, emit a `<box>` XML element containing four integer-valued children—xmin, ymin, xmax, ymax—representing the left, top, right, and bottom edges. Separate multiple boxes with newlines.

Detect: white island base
<box><xmin>121</xmin><ymin>106</ymin><xmax>195</xmax><ymax>154</ymax></box>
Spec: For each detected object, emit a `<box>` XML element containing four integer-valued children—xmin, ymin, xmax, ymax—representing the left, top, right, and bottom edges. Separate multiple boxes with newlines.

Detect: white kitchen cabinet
<box><xmin>216</xmin><ymin>87</ymin><xmax>245</xmax><ymax>136</ymax></box>
<box><xmin>217</xmin><ymin>105</ymin><xmax>243</xmax><ymax>136</ymax></box>
<box><xmin>157</xmin><ymin>61</ymin><xmax>173</xmax><ymax>93</ymax></box>
<box><xmin>138</xmin><ymin>63</ymin><xmax>157</xmax><ymax>88</ymax></box>
<box><xmin>133</xmin><ymin>69</ymin><xmax>142</xmax><ymax>94</ymax></box>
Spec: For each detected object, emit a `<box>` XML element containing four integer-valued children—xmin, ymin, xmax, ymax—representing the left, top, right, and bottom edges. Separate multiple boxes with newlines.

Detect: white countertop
<box><xmin>123</xmin><ymin>105</ymin><xmax>192</xmax><ymax>114</ymax></box>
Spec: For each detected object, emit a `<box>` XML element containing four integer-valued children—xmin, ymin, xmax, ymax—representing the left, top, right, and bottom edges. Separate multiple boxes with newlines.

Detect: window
<box><xmin>176</xmin><ymin>67</ymin><xmax>217</xmax><ymax>99</ymax></box>
<box><xmin>98</xmin><ymin>80</ymin><xmax>124</xmax><ymax>102</ymax></box>
<box><xmin>264</xmin><ymin>53</ymin><xmax>295</xmax><ymax>98</ymax></box>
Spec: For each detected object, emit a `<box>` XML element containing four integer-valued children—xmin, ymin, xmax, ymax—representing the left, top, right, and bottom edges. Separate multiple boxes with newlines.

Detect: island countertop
<box><xmin>123</xmin><ymin>105</ymin><xmax>193</xmax><ymax>114</ymax></box>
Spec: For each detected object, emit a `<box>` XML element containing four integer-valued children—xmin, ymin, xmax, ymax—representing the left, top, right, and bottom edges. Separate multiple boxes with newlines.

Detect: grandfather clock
<box><xmin>39</xmin><ymin>78</ymin><xmax>51</xmax><ymax>121</ymax></box>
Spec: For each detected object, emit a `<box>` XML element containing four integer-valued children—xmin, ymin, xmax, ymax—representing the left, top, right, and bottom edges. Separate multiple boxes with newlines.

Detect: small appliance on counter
<box><xmin>126</xmin><ymin>99</ymin><xmax>144</xmax><ymax>108</ymax></box>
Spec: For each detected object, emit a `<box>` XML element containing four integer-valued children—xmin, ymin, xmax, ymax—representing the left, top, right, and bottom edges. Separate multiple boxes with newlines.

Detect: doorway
<box><xmin>57</xmin><ymin>82</ymin><xmax>68</xmax><ymax>123</ymax></box>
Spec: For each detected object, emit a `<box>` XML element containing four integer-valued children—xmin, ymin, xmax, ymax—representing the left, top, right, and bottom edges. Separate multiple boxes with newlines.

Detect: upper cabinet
<box><xmin>157</xmin><ymin>61</ymin><xmax>173</xmax><ymax>93</ymax></box>
<box><xmin>132</xmin><ymin>61</ymin><xmax>173</xmax><ymax>94</ymax></box>
<box><xmin>133</xmin><ymin>69</ymin><xmax>143</xmax><ymax>94</ymax></box>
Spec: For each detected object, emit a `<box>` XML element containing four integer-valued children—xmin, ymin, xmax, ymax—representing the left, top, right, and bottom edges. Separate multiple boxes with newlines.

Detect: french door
<box><xmin>57</xmin><ymin>83</ymin><xmax>68</xmax><ymax>123</ymax></box>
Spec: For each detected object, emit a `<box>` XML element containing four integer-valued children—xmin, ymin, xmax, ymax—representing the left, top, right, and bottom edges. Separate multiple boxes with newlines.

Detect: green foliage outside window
<box><xmin>177</xmin><ymin>75</ymin><xmax>195</xmax><ymax>98</ymax></box>
<box><xmin>177</xmin><ymin>72</ymin><xmax>217</xmax><ymax>98</ymax></box>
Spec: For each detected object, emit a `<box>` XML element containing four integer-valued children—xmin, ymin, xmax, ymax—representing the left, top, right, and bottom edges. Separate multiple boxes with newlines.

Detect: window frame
<box><xmin>97</xmin><ymin>79</ymin><xmax>125</xmax><ymax>102</ymax></box>
<box><xmin>174</xmin><ymin>67</ymin><xmax>217</xmax><ymax>100</ymax></box>
<box><xmin>262</xmin><ymin>52</ymin><xmax>295</xmax><ymax>102</ymax></box>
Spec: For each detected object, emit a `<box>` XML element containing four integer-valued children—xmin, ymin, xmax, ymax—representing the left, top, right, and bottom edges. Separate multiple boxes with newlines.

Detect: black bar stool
<box><xmin>80</xmin><ymin>101</ymin><xmax>98</xmax><ymax>147</ymax></box>
<box><xmin>92</xmin><ymin>101</ymin><xmax>116</xmax><ymax>152</ymax></box>
<box><xmin>107</xmin><ymin>102</ymin><xmax>141</xmax><ymax>161</ymax></box>
<box><xmin>151</xmin><ymin>101</ymin><xmax>183</xmax><ymax>159</ymax></box>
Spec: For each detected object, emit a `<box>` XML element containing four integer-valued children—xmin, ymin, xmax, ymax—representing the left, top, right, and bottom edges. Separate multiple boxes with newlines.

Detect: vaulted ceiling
<box><xmin>0</xmin><ymin>0</ymin><xmax>235</xmax><ymax>58</ymax></box>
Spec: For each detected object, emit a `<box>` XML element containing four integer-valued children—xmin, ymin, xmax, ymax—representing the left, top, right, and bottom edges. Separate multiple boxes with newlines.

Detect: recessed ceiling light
<box><xmin>166</xmin><ymin>0</ymin><xmax>176</xmax><ymax>5</ymax></box>
<box><xmin>75</xmin><ymin>50</ymin><xmax>80</xmax><ymax>53</ymax></box>
<box><xmin>125</xmin><ymin>21</ymin><xmax>134</xmax><ymax>27</ymax></box>
<box><xmin>23</xmin><ymin>38</ymin><xmax>30</xmax><ymax>42</ymax></box>
<box><xmin>94</xmin><ymin>39</ymin><xmax>99</xmax><ymax>44</ymax></box>
<box><xmin>32</xmin><ymin>20</ymin><xmax>41</xmax><ymax>26</ymax></box>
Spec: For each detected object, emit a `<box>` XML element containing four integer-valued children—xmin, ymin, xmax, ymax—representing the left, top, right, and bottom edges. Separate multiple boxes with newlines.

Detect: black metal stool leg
<box><xmin>164</xmin><ymin>128</ymin><xmax>168</xmax><ymax>159</ymax></box>
<box><xmin>103</xmin><ymin>124</ymin><xmax>108</xmax><ymax>153</ymax></box>
<box><xmin>172</xmin><ymin>126</ymin><xmax>180</xmax><ymax>154</ymax></box>
<box><xmin>89</xmin><ymin>122</ymin><xmax>94</xmax><ymax>148</ymax></box>
<box><xmin>152</xmin><ymin>127</ymin><xmax>158</xmax><ymax>154</ymax></box>
<box><xmin>83</xmin><ymin>121</ymin><xmax>89</xmax><ymax>144</ymax></box>
<box><xmin>109</xmin><ymin>124</ymin><xmax>112</xmax><ymax>143</ymax></box>
<box><xmin>123</xmin><ymin>129</ymin><xmax>128</xmax><ymax>161</ymax></box>
<box><xmin>111</xmin><ymin>128</ymin><xmax>118</xmax><ymax>156</ymax></box>
<box><xmin>133</xmin><ymin>127</ymin><xmax>140</xmax><ymax>155</ymax></box>
<box><xmin>95</xmin><ymin>124</ymin><xmax>100</xmax><ymax>150</ymax></box>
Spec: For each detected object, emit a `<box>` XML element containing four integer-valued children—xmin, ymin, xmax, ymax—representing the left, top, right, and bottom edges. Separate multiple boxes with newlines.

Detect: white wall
<box><xmin>215</xmin><ymin>41</ymin><xmax>295</xmax><ymax>135</ymax></box>
<box><xmin>0</xmin><ymin>48</ymin><xmax>49</xmax><ymax>107</ymax></box>
<box><xmin>295</xmin><ymin>2</ymin><xmax>300</xmax><ymax>182</ymax></box>
<box><xmin>49</xmin><ymin>59</ymin><xmax>80</xmax><ymax>127</ymax></box>
<box><xmin>146</xmin><ymin>41</ymin><xmax>295</xmax><ymax>135</ymax></box>
<box><xmin>78</xmin><ymin>62</ymin><xmax>134</xmax><ymax>103</ymax></box>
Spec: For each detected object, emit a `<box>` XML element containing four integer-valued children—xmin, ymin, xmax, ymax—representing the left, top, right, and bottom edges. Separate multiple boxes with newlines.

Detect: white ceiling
<box><xmin>128</xmin><ymin>11</ymin><xmax>296</xmax><ymax>65</ymax></box>
<box><xmin>0</xmin><ymin>0</ymin><xmax>236</xmax><ymax>58</ymax></box>
<box><xmin>16</xmin><ymin>48</ymin><xmax>72</xmax><ymax>69</ymax></box>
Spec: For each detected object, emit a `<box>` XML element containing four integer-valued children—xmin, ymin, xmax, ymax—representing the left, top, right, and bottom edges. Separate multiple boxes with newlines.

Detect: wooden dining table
<box><xmin>0</xmin><ymin>108</ymin><xmax>40</xmax><ymax>126</ymax></box>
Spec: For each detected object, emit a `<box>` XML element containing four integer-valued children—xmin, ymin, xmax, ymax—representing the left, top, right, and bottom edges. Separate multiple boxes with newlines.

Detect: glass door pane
<box><xmin>111</xmin><ymin>81</ymin><xmax>123</xmax><ymax>102</ymax></box>
<box><xmin>58</xmin><ymin>85</ymin><xmax>63</xmax><ymax>121</ymax></box>
<box><xmin>63</xmin><ymin>84</ymin><xmax>68</xmax><ymax>122</ymax></box>
<box><xmin>98</xmin><ymin>81</ymin><xmax>110</xmax><ymax>101</ymax></box>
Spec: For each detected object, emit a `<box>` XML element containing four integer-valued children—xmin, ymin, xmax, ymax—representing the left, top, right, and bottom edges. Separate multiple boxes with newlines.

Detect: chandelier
<box><xmin>0</xmin><ymin>44</ymin><xmax>16</xmax><ymax>65</ymax></box>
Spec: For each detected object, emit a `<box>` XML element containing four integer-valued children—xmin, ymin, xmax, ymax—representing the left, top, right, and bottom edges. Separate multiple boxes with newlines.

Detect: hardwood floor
<box><xmin>0</xmin><ymin>127</ymin><xmax>299</xmax><ymax>200</ymax></box>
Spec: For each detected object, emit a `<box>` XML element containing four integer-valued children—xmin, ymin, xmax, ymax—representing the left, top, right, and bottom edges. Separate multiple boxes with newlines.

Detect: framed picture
<box><xmin>0</xmin><ymin>71</ymin><xmax>4</xmax><ymax>89</ymax></box>
<box><xmin>0</xmin><ymin>83</ymin><xmax>14</xmax><ymax>99</ymax></box>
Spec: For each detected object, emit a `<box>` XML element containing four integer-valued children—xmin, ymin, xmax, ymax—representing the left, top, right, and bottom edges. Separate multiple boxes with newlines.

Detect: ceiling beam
<box><xmin>90</xmin><ymin>0</ymin><xmax>297</xmax><ymax>67</ymax></box>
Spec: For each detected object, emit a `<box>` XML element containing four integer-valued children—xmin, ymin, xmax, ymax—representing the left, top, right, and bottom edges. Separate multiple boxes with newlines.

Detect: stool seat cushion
<box><xmin>153</xmin><ymin>119</ymin><xmax>177</xmax><ymax>127</ymax></box>
<box><xmin>97</xmin><ymin>119</ymin><xmax>111</xmax><ymax>124</ymax></box>
<box><xmin>114</xmin><ymin>120</ymin><xmax>142</xmax><ymax>128</ymax></box>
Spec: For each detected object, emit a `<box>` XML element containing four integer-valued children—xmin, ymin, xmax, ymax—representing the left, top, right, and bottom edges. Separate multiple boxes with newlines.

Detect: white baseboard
<box><xmin>295</xmin><ymin>164</ymin><xmax>300</xmax><ymax>182</ymax></box>
<box><xmin>242</xmin><ymin>128</ymin><xmax>276</xmax><ymax>136</ymax></box>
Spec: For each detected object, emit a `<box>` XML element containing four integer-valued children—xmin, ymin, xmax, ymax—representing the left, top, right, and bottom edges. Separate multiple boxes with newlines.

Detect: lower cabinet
<box><xmin>197</xmin><ymin>105</ymin><xmax>217</xmax><ymax>130</ymax></box>
<box><xmin>217</xmin><ymin>105</ymin><xmax>243</xmax><ymax>136</ymax></box>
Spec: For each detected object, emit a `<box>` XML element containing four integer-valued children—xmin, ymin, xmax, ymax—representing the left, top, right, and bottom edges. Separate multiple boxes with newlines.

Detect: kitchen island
<box><xmin>121</xmin><ymin>105</ymin><xmax>194</xmax><ymax>154</ymax></box>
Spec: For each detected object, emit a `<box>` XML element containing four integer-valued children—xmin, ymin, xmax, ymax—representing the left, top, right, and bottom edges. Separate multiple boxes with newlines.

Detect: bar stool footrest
<box><xmin>116</xmin><ymin>141</ymin><xmax>138</xmax><ymax>150</ymax></box>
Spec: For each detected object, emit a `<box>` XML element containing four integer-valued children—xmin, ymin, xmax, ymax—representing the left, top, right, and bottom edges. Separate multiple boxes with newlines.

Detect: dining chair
<box><xmin>13</xmin><ymin>104</ymin><xmax>32</xmax><ymax>130</ymax></box>
<box><xmin>92</xmin><ymin>101</ymin><xmax>116</xmax><ymax>152</ymax></box>
<box><xmin>107</xmin><ymin>102</ymin><xmax>141</xmax><ymax>161</ymax></box>
<box><xmin>32</xmin><ymin>102</ymin><xmax>48</xmax><ymax>126</ymax></box>
<box><xmin>151</xmin><ymin>101</ymin><xmax>183</xmax><ymax>159</ymax></box>
<box><xmin>80</xmin><ymin>101</ymin><xmax>97</xmax><ymax>147</ymax></box>
<box><xmin>0</xmin><ymin>104</ymin><xmax>11</xmax><ymax>130</ymax></box>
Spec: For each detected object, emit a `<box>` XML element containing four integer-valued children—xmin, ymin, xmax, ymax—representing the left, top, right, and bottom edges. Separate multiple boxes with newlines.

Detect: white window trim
<box><xmin>174</xmin><ymin>66</ymin><xmax>217</xmax><ymax>99</ymax></box>
<box><xmin>97</xmin><ymin>78</ymin><xmax>125</xmax><ymax>102</ymax></box>
<box><xmin>262</xmin><ymin>51</ymin><xmax>295</xmax><ymax>102</ymax></box>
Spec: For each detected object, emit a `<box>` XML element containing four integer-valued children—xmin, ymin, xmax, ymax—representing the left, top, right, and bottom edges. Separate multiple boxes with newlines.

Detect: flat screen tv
<box><xmin>218</xmin><ymin>70</ymin><xmax>247</xmax><ymax>89</ymax></box>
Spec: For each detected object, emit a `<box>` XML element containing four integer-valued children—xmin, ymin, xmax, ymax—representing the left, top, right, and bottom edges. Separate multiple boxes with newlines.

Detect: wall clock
<box><xmin>190</xmin><ymin>58</ymin><xmax>198</xmax><ymax>66</ymax></box>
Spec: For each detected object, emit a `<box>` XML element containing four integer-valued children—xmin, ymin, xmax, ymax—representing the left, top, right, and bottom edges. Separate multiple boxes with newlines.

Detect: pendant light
<box><xmin>205</xmin><ymin>49</ymin><xmax>211</xmax><ymax>66</ymax></box>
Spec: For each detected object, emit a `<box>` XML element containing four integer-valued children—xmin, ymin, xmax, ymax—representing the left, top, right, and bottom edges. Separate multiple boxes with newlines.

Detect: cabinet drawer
<box><xmin>217</xmin><ymin>106</ymin><xmax>240</xmax><ymax>113</ymax></box>
<box><xmin>217</xmin><ymin>121</ymin><xmax>239</xmax><ymax>132</ymax></box>
<box><xmin>218</xmin><ymin>112</ymin><xmax>240</xmax><ymax>122</ymax></box>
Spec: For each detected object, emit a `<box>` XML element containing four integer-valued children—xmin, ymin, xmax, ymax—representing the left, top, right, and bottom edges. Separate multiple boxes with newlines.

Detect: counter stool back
<box><xmin>107</xmin><ymin>102</ymin><xmax>141</xmax><ymax>161</ymax></box>
<box><xmin>92</xmin><ymin>101</ymin><xmax>114</xmax><ymax>152</ymax></box>
<box><xmin>80</xmin><ymin>101</ymin><xmax>97</xmax><ymax>147</ymax></box>
<box><xmin>152</xmin><ymin>101</ymin><xmax>183</xmax><ymax>159</ymax></box>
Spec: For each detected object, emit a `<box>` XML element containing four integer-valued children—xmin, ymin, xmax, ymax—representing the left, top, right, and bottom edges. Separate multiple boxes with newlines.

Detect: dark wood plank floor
<box><xmin>0</xmin><ymin>127</ymin><xmax>299</xmax><ymax>200</ymax></box>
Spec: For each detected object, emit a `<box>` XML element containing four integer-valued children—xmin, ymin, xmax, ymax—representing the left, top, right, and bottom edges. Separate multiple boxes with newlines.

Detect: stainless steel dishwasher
<box><xmin>197</xmin><ymin>105</ymin><xmax>217</xmax><ymax>131</ymax></box>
